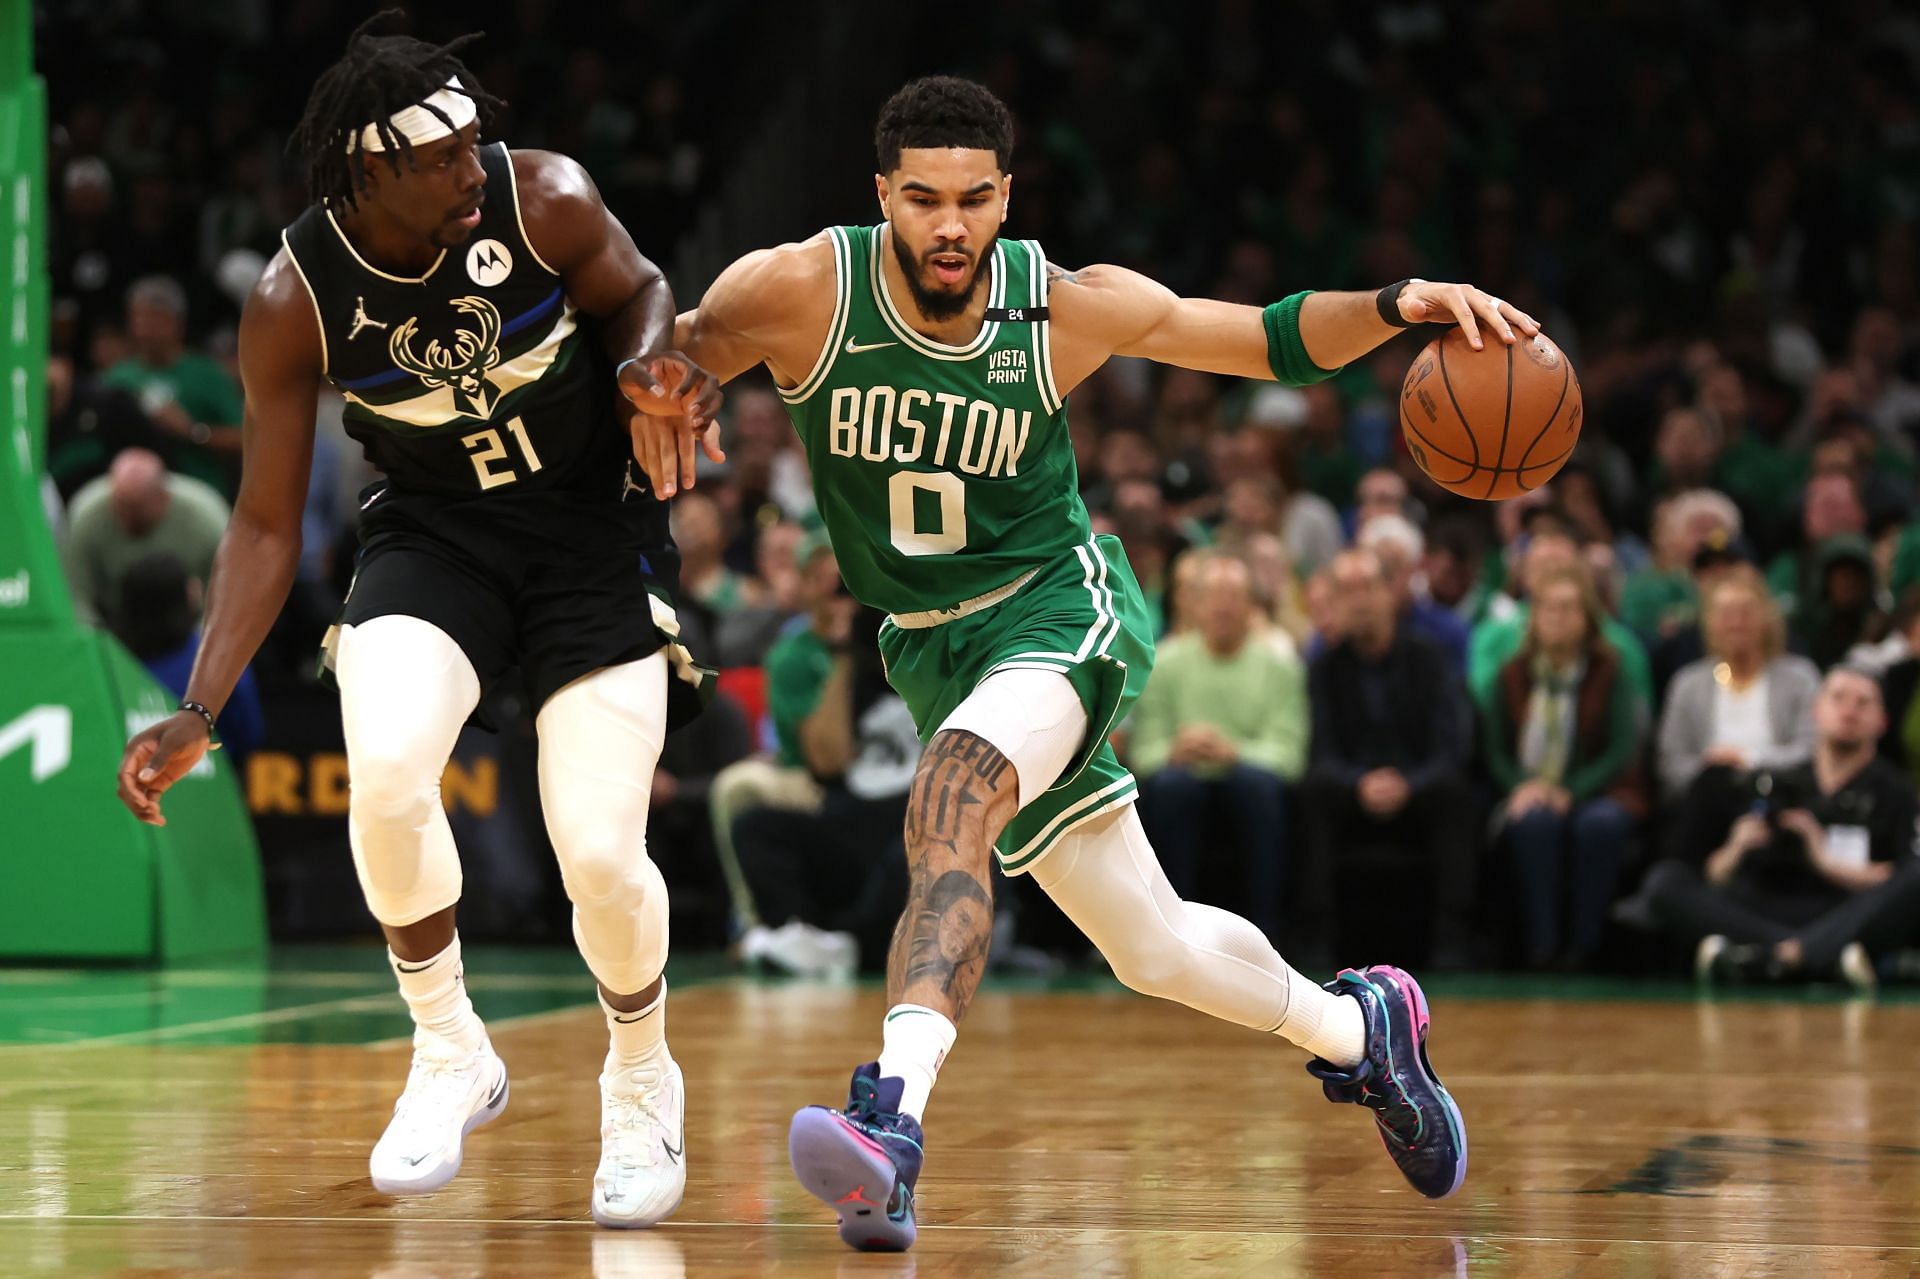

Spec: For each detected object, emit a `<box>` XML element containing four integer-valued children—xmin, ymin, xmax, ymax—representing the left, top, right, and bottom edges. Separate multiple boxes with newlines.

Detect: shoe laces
<box><xmin>390</xmin><ymin>1053</ymin><xmax>481</xmax><ymax>1136</ymax></box>
<box><xmin>603</xmin><ymin>1065</ymin><xmax>672</xmax><ymax>1158</ymax></box>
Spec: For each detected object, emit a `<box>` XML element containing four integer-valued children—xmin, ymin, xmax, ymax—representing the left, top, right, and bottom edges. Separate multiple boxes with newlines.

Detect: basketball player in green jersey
<box><xmin>644</xmin><ymin>77</ymin><xmax>1538</xmax><ymax>1250</ymax></box>
<box><xmin>116</xmin><ymin>17</ymin><xmax>719</xmax><ymax>1229</ymax></box>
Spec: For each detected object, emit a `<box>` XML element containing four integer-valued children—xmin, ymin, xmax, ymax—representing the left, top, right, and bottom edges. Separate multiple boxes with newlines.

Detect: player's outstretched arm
<box><xmin>1045</xmin><ymin>263</ymin><xmax>1539</xmax><ymax>398</ymax></box>
<box><xmin>628</xmin><ymin>235</ymin><xmax>838</xmax><ymax>495</ymax></box>
<box><xmin>512</xmin><ymin>150</ymin><xmax>721</xmax><ymax>492</ymax></box>
<box><xmin>116</xmin><ymin>254</ymin><xmax>322</xmax><ymax>825</ymax></box>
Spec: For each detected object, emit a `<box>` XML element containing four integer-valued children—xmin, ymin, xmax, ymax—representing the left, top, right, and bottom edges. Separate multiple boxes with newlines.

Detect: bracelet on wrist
<box><xmin>180</xmin><ymin>700</ymin><xmax>224</xmax><ymax>751</ymax></box>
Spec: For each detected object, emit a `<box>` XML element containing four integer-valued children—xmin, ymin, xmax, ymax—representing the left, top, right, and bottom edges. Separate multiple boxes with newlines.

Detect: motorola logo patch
<box><xmin>466</xmin><ymin>238</ymin><xmax>512</xmax><ymax>287</ymax></box>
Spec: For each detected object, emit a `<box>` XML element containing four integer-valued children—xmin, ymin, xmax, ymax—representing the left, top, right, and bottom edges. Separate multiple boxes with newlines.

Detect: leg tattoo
<box><xmin>888</xmin><ymin>730</ymin><xmax>1018</xmax><ymax>1015</ymax></box>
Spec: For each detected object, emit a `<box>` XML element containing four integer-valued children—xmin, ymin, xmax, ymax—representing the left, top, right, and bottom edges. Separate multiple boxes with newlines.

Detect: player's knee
<box><xmin>556</xmin><ymin>826</ymin><xmax>647</xmax><ymax>906</ymax></box>
<box><xmin>1104</xmin><ymin>931</ymin><xmax>1193</xmax><ymax>1000</ymax></box>
<box><xmin>348</xmin><ymin>742</ymin><xmax>444</xmax><ymax>824</ymax></box>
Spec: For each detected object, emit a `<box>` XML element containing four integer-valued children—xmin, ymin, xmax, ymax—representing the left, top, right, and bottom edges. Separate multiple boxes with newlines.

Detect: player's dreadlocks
<box><xmin>289</xmin><ymin>9</ymin><xmax>505</xmax><ymax>209</ymax></box>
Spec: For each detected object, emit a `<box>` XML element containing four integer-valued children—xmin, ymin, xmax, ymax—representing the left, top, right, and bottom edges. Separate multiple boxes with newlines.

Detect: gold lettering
<box><xmin>310</xmin><ymin>754</ymin><xmax>352</xmax><ymax>817</ymax></box>
<box><xmin>442</xmin><ymin>756</ymin><xmax>498</xmax><ymax>817</ymax></box>
<box><xmin>246</xmin><ymin>753</ymin><xmax>303</xmax><ymax>814</ymax></box>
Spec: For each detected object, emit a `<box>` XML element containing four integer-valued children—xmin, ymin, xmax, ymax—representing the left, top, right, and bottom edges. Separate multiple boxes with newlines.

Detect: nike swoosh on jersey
<box><xmin>844</xmin><ymin>337</ymin><xmax>898</xmax><ymax>354</ymax></box>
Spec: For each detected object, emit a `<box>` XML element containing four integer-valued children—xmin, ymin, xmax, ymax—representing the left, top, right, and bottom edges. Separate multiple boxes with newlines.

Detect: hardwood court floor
<box><xmin>5</xmin><ymin>955</ymin><xmax>1920</xmax><ymax>1276</ymax></box>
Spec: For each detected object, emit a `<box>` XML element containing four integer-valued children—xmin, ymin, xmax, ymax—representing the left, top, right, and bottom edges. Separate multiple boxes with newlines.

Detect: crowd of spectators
<box><xmin>34</xmin><ymin>1</ymin><xmax>1920</xmax><ymax>982</ymax></box>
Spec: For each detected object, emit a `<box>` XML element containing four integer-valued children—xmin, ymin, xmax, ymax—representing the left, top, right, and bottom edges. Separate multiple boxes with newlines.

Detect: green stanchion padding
<box><xmin>0</xmin><ymin>631</ymin><xmax>264</xmax><ymax>960</ymax></box>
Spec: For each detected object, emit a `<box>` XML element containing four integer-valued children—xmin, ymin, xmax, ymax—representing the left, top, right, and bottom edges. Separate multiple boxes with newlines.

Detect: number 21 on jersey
<box><xmin>462</xmin><ymin>417</ymin><xmax>543</xmax><ymax>490</ymax></box>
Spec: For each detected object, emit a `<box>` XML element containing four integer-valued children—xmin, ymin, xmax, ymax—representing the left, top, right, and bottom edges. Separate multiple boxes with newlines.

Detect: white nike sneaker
<box><xmin>592</xmin><ymin>1054</ymin><xmax>687</xmax><ymax>1228</ymax></box>
<box><xmin>369</xmin><ymin>1040</ymin><xmax>509</xmax><ymax>1195</ymax></box>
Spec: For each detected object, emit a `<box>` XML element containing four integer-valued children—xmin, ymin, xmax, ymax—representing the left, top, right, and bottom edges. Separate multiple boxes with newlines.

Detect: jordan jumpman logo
<box><xmin>348</xmin><ymin>295</ymin><xmax>390</xmax><ymax>341</ymax></box>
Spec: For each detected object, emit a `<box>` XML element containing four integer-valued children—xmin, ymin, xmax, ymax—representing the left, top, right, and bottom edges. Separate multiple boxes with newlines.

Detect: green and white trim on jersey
<box><xmin>777</xmin><ymin>226</ymin><xmax>856</xmax><ymax>406</ymax></box>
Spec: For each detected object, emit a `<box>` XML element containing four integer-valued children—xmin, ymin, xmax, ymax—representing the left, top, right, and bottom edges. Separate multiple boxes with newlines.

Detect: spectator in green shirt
<box><xmin>1468</xmin><ymin>531</ymin><xmax>1652</xmax><ymax>716</ymax></box>
<box><xmin>98</xmin><ymin>276</ymin><xmax>244</xmax><ymax>496</ymax></box>
<box><xmin>1766</xmin><ymin>472</ymin><xmax>1867</xmax><ymax>621</ymax></box>
<box><xmin>61</xmin><ymin>447</ymin><xmax>230</xmax><ymax>630</ymax></box>
<box><xmin>1133</xmin><ymin>551</ymin><xmax>1307</xmax><ymax>937</ymax></box>
<box><xmin>1619</xmin><ymin>489</ymin><xmax>1742</xmax><ymax>644</ymax></box>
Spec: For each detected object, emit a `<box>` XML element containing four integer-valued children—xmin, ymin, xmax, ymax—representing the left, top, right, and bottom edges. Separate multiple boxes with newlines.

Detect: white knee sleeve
<box><xmin>537</xmin><ymin>654</ymin><xmax>671</xmax><ymax>994</ymax></box>
<box><xmin>937</xmin><ymin>668</ymin><xmax>1089</xmax><ymax>808</ymax></box>
<box><xmin>1033</xmin><ymin>805</ymin><xmax>1295</xmax><ymax>1031</ymax></box>
<box><xmin>337</xmin><ymin>616</ymin><xmax>480</xmax><ymax>927</ymax></box>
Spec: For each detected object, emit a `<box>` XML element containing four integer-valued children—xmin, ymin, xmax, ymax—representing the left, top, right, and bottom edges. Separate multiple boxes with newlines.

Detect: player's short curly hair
<box><xmin>874</xmin><ymin>76</ymin><xmax>1015</xmax><ymax>173</ymax></box>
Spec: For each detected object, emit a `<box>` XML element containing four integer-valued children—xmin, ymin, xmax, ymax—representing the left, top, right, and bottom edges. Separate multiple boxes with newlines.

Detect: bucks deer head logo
<box><xmin>389</xmin><ymin>295</ymin><xmax>503</xmax><ymax>419</ymax></box>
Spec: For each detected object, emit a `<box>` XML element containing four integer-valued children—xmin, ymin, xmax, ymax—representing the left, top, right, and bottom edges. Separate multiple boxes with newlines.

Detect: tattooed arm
<box><xmin>888</xmin><ymin>729</ymin><xmax>1021</xmax><ymax>1017</ymax></box>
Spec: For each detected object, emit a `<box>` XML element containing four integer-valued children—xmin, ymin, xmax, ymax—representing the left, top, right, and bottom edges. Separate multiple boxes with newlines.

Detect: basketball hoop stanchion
<box><xmin>0</xmin><ymin>0</ymin><xmax>266</xmax><ymax>962</ymax></box>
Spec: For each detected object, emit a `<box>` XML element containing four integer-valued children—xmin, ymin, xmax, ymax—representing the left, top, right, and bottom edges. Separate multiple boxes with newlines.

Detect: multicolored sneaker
<box><xmin>1305</xmin><ymin>965</ymin><xmax>1467</xmax><ymax>1199</ymax></box>
<box><xmin>788</xmin><ymin>1063</ymin><xmax>925</xmax><ymax>1251</ymax></box>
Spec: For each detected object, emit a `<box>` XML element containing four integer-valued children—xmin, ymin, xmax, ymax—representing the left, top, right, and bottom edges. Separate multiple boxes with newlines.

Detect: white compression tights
<box><xmin>337</xmin><ymin>616</ymin><xmax>479</xmax><ymax>927</ymax></box>
<box><xmin>338</xmin><ymin>616</ymin><xmax>671</xmax><ymax>995</ymax></box>
<box><xmin>946</xmin><ymin>667</ymin><xmax>1358</xmax><ymax>1059</ymax></box>
<box><xmin>534</xmin><ymin>652</ymin><xmax>671</xmax><ymax>996</ymax></box>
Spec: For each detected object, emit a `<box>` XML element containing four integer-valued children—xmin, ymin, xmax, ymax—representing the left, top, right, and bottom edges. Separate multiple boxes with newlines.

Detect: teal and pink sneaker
<box><xmin>789</xmin><ymin>1064</ymin><xmax>925</xmax><ymax>1251</ymax></box>
<box><xmin>1305</xmin><ymin>965</ymin><xmax>1467</xmax><ymax>1199</ymax></box>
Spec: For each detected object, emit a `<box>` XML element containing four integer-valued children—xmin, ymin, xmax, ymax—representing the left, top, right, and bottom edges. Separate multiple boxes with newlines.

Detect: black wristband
<box><xmin>180</xmin><ymin>700</ymin><xmax>223</xmax><ymax>751</ymax></box>
<box><xmin>1376</xmin><ymin>278</ymin><xmax>1417</xmax><ymax>329</ymax></box>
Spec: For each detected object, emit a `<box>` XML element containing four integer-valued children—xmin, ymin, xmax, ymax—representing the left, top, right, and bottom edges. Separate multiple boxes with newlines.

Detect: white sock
<box><xmin>389</xmin><ymin>936</ymin><xmax>486</xmax><ymax>1056</ymax></box>
<box><xmin>1274</xmin><ymin>967</ymin><xmax>1366</xmax><ymax>1068</ymax></box>
<box><xmin>875</xmin><ymin>1003</ymin><xmax>956</xmax><ymax>1121</ymax></box>
<box><xmin>603</xmin><ymin>981</ymin><xmax>668</xmax><ymax>1071</ymax></box>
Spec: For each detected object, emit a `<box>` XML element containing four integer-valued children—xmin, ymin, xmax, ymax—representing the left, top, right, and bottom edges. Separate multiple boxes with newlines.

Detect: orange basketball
<box><xmin>1399</xmin><ymin>328</ymin><xmax>1583</xmax><ymax>501</ymax></box>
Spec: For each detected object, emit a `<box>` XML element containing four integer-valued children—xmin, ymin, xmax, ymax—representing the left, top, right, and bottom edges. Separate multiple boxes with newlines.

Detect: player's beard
<box><xmin>890</xmin><ymin>223</ymin><xmax>998</xmax><ymax>323</ymax></box>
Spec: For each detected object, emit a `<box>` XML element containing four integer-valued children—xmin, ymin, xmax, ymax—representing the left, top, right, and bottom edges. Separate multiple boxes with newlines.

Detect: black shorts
<box><xmin>332</xmin><ymin>481</ymin><xmax>707</xmax><ymax>730</ymax></box>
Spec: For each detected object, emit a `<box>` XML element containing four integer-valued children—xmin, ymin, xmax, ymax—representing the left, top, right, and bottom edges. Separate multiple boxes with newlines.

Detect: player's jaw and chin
<box><xmin>881</xmin><ymin>149</ymin><xmax>1009</xmax><ymax>323</ymax></box>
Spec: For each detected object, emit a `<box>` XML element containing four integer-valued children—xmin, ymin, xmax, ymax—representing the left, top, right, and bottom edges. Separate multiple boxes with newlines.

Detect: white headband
<box><xmin>354</xmin><ymin>77</ymin><xmax>478</xmax><ymax>154</ymax></box>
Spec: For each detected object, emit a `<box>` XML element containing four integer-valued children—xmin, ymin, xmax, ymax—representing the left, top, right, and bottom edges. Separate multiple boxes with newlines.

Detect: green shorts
<box><xmin>876</xmin><ymin>534</ymin><xmax>1155</xmax><ymax>874</ymax></box>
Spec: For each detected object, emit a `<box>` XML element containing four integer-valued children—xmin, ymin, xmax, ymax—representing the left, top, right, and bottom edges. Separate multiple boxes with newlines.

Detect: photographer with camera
<box><xmin>1628</xmin><ymin>665</ymin><xmax>1920</xmax><ymax>988</ymax></box>
<box><xmin>729</xmin><ymin>535</ymin><xmax>919</xmax><ymax>976</ymax></box>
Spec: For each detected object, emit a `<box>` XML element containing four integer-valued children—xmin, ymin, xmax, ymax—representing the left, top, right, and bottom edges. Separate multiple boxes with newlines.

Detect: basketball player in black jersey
<box><xmin>114</xmin><ymin>14</ymin><xmax>718</xmax><ymax>1228</ymax></box>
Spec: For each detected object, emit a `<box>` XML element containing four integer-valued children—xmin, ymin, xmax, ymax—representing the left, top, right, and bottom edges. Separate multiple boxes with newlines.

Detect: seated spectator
<box><xmin>1657</xmin><ymin>566</ymin><xmax>1821</xmax><ymax>802</ymax></box>
<box><xmin>1873</xmin><ymin>590</ymin><xmax>1920</xmax><ymax>785</ymax></box>
<box><xmin>1797</xmin><ymin>534</ymin><xmax>1886</xmax><ymax>671</ymax></box>
<box><xmin>113</xmin><ymin>552</ymin><xmax>264</xmax><ymax>763</ymax></box>
<box><xmin>1468</xmin><ymin>529</ymin><xmax>1652</xmax><ymax>715</ymax></box>
<box><xmin>61</xmin><ymin>447</ymin><xmax>228</xmax><ymax>629</ymax></box>
<box><xmin>1556</xmin><ymin>463</ymin><xmax>1651</xmax><ymax>577</ymax></box>
<box><xmin>43</xmin><ymin>353</ymin><xmax>164</xmax><ymax>501</ymax></box>
<box><xmin>1620</xmin><ymin>489</ymin><xmax>1742</xmax><ymax>645</ymax></box>
<box><xmin>1132</xmin><ymin>552</ymin><xmax>1307</xmax><ymax>937</ymax></box>
<box><xmin>732</xmin><ymin>593</ymin><xmax>917</xmax><ymax>977</ymax></box>
<box><xmin>714</xmin><ymin>520</ymin><xmax>806</xmax><ymax>667</ymax></box>
<box><xmin>707</xmin><ymin>534</ymin><xmax>841</xmax><ymax>936</ymax></box>
<box><xmin>1650</xmin><ymin>405</ymin><xmax>1723</xmax><ymax>496</ymax></box>
<box><xmin>1358</xmin><ymin>513</ymin><xmax>1469</xmax><ymax>673</ymax></box>
<box><xmin>671</xmin><ymin>488</ymin><xmax>761</xmax><ymax>624</ymax></box>
<box><xmin>98</xmin><ymin>275</ymin><xmax>243</xmax><ymax>495</ymax></box>
<box><xmin>1353</xmin><ymin>465</ymin><xmax>1411</xmax><ymax>531</ymax></box>
<box><xmin>1649</xmin><ymin>531</ymin><xmax>1754</xmax><ymax>703</ymax></box>
<box><xmin>1300</xmin><ymin>548</ymin><xmax>1476</xmax><ymax>965</ymax></box>
<box><xmin>1422</xmin><ymin>514</ymin><xmax>1501</xmax><ymax>628</ymax></box>
<box><xmin>1218</xmin><ymin>472</ymin><xmax>1344</xmax><ymax>578</ymax></box>
<box><xmin>1482</xmin><ymin>568</ymin><xmax>1643</xmax><ymax>968</ymax></box>
<box><xmin>1629</xmin><ymin>666</ymin><xmax>1920</xmax><ymax>989</ymax></box>
<box><xmin>1766</xmin><ymin>471</ymin><xmax>1867</xmax><ymax>620</ymax></box>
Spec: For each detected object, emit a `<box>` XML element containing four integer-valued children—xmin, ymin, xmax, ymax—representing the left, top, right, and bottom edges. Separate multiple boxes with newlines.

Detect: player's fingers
<box><xmin>646</xmin><ymin>421</ymin><xmax>677</xmax><ymax>498</ymax></box>
<box><xmin>1477</xmin><ymin>293</ymin><xmax>1517</xmax><ymax>345</ymax></box>
<box><xmin>676</xmin><ymin>419</ymin><xmax>698</xmax><ymax>492</ymax></box>
<box><xmin>619</xmin><ymin>358</ymin><xmax>665</xmax><ymax>404</ymax></box>
<box><xmin>1510</xmin><ymin>304</ymin><xmax>1542</xmax><ymax>336</ymax></box>
<box><xmin>699</xmin><ymin>421</ymin><xmax>727</xmax><ymax>465</ymax></box>
<box><xmin>1446</xmin><ymin>288</ymin><xmax>1483</xmax><ymax>350</ymax></box>
<box><xmin>667</xmin><ymin>358</ymin><xmax>699</xmax><ymax>401</ymax></box>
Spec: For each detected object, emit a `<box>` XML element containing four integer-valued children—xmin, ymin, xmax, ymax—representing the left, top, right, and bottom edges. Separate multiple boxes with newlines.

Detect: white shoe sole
<box><xmin>371</xmin><ymin>1064</ymin><xmax>510</xmax><ymax>1196</ymax></box>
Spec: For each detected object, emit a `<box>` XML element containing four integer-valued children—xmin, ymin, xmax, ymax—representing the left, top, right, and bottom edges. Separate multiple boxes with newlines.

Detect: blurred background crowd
<box><xmin>34</xmin><ymin>0</ymin><xmax>1920</xmax><ymax>985</ymax></box>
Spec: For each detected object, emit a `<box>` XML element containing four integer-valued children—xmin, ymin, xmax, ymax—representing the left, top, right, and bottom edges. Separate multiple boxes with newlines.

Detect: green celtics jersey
<box><xmin>779</xmin><ymin>224</ymin><xmax>1088</xmax><ymax>616</ymax></box>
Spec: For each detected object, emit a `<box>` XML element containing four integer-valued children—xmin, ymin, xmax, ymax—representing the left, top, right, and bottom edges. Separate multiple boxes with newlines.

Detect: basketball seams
<box><xmin>1512</xmin><ymin>361</ymin><xmax>1574</xmax><ymax>492</ymax></box>
<box><xmin>1434</xmin><ymin>340</ymin><xmax>1481</xmax><ymax>472</ymax></box>
<box><xmin>1484</xmin><ymin>343</ymin><xmax>1515</xmax><ymax>499</ymax></box>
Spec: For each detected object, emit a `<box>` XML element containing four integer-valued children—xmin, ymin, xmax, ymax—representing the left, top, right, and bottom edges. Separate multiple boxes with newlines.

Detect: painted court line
<box><xmin>1</xmin><ymin>1214</ymin><xmax>1917</xmax><ymax>1252</ymax></box>
<box><xmin>0</xmin><ymin>994</ymin><xmax>398</xmax><ymax>1050</ymax></box>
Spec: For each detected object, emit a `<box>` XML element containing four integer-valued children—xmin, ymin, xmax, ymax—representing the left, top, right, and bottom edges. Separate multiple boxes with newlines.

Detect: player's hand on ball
<box><xmin>116</xmin><ymin>711</ymin><xmax>213</xmax><ymax>826</ymax></box>
<box><xmin>1397</xmin><ymin>281</ymin><xmax>1540</xmax><ymax>351</ymax></box>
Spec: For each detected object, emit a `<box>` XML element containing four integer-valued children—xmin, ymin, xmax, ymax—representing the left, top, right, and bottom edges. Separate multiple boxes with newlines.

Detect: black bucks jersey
<box><xmin>282</xmin><ymin>142</ymin><xmax>638</xmax><ymax>511</ymax></box>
